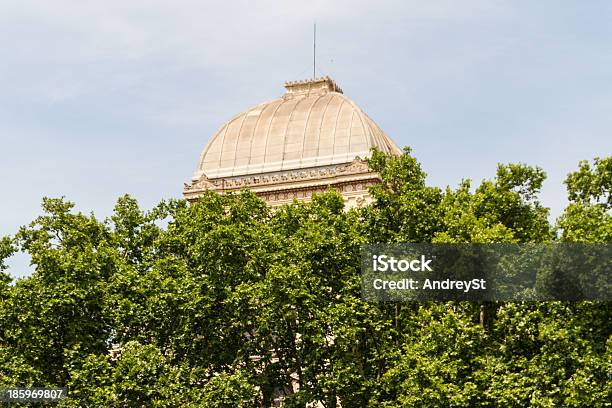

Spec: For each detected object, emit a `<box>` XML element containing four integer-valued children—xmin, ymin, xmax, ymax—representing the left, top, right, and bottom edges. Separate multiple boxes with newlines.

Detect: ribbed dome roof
<box><xmin>193</xmin><ymin>77</ymin><xmax>401</xmax><ymax>180</ymax></box>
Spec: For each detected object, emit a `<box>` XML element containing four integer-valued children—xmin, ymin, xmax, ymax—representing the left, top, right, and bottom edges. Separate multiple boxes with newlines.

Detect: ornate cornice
<box><xmin>184</xmin><ymin>157</ymin><xmax>372</xmax><ymax>195</ymax></box>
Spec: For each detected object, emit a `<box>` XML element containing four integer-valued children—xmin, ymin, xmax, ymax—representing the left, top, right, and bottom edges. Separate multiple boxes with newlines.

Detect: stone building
<box><xmin>184</xmin><ymin>77</ymin><xmax>401</xmax><ymax>207</ymax></box>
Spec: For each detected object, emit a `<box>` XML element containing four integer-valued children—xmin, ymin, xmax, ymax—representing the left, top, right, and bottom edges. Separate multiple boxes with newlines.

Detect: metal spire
<box><xmin>313</xmin><ymin>23</ymin><xmax>316</xmax><ymax>78</ymax></box>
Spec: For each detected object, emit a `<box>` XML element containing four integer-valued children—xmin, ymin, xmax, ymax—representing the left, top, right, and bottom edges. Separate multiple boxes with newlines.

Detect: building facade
<box><xmin>184</xmin><ymin>77</ymin><xmax>401</xmax><ymax>207</ymax></box>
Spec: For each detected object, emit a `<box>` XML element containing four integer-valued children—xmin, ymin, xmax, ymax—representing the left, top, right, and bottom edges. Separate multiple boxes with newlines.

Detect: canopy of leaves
<box><xmin>0</xmin><ymin>150</ymin><xmax>609</xmax><ymax>407</ymax></box>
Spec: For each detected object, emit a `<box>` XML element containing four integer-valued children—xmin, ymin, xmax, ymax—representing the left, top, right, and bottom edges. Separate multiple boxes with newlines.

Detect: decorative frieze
<box><xmin>184</xmin><ymin>157</ymin><xmax>371</xmax><ymax>193</ymax></box>
<box><xmin>183</xmin><ymin>155</ymin><xmax>379</xmax><ymax>208</ymax></box>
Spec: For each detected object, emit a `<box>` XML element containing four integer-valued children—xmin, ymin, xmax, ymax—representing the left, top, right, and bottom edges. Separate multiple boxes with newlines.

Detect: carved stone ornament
<box><xmin>194</xmin><ymin>158</ymin><xmax>371</xmax><ymax>192</ymax></box>
<box><xmin>336</xmin><ymin>156</ymin><xmax>369</xmax><ymax>174</ymax></box>
<box><xmin>185</xmin><ymin>175</ymin><xmax>216</xmax><ymax>191</ymax></box>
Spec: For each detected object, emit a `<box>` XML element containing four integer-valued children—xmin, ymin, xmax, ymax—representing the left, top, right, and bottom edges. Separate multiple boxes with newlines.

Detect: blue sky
<box><xmin>1</xmin><ymin>1</ymin><xmax>611</xmax><ymax>277</ymax></box>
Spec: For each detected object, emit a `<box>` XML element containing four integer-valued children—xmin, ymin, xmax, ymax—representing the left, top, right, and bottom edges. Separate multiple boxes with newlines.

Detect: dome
<box><xmin>192</xmin><ymin>77</ymin><xmax>401</xmax><ymax>180</ymax></box>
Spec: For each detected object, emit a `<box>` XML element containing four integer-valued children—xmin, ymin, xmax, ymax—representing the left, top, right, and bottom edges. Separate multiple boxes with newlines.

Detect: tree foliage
<box><xmin>0</xmin><ymin>150</ymin><xmax>609</xmax><ymax>407</ymax></box>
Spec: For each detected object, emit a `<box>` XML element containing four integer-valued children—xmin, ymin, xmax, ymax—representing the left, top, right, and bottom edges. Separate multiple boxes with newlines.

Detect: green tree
<box><xmin>558</xmin><ymin>157</ymin><xmax>611</xmax><ymax>243</ymax></box>
<box><xmin>201</xmin><ymin>371</ymin><xmax>260</xmax><ymax>407</ymax></box>
<box><xmin>64</xmin><ymin>341</ymin><xmax>199</xmax><ymax>407</ymax></box>
<box><xmin>2</xmin><ymin>198</ymin><xmax>114</xmax><ymax>385</ymax></box>
<box><xmin>0</xmin><ymin>150</ymin><xmax>609</xmax><ymax>407</ymax></box>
